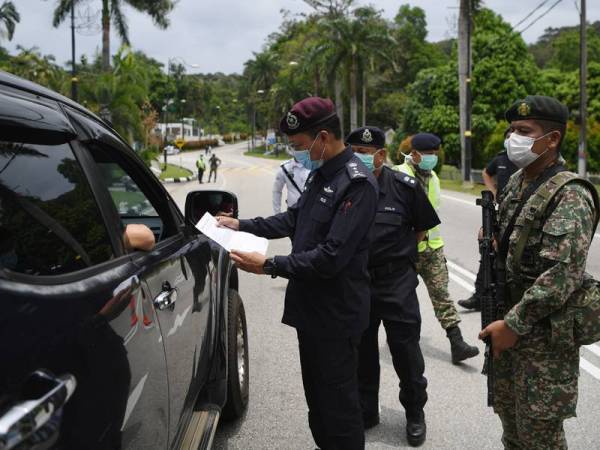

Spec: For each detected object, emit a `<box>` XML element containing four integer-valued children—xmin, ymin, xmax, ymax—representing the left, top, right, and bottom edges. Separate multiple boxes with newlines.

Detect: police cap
<box><xmin>346</xmin><ymin>126</ymin><xmax>385</xmax><ymax>148</ymax></box>
<box><xmin>279</xmin><ymin>97</ymin><xmax>337</xmax><ymax>135</ymax></box>
<box><xmin>411</xmin><ymin>133</ymin><xmax>441</xmax><ymax>151</ymax></box>
<box><xmin>505</xmin><ymin>95</ymin><xmax>568</xmax><ymax>125</ymax></box>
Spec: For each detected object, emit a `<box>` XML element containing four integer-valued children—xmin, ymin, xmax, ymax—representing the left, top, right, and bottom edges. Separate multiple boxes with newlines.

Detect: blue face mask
<box><xmin>418</xmin><ymin>154</ymin><xmax>438</xmax><ymax>171</ymax></box>
<box><xmin>292</xmin><ymin>135</ymin><xmax>324</xmax><ymax>171</ymax></box>
<box><xmin>354</xmin><ymin>150</ymin><xmax>383</xmax><ymax>172</ymax></box>
<box><xmin>355</xmin><ymin>153</ymin><xmax>374</xmax><ymax>171</ymax></box>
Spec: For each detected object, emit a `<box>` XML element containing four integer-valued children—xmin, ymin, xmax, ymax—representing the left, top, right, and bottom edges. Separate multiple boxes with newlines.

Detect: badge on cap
<box><xmin>518</xmin><ymin>102</ymin><xmax>530</xmax><ymax>116</ymax></box>
<box><xmin>286</xmin><ymin>112</ymin><xmax>300</xmax><ymax>130</ymax></box>
<box><xmin>361</xmin><ymin>129</ymin><xmax>373</xmax><ymax>143</ymax></box>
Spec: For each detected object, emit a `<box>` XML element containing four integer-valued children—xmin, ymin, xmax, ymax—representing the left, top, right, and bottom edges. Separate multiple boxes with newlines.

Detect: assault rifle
<box><xmin>476</xmin><ymin>190</ymin><xmax>505</xmax><ymax>407</ymax></box>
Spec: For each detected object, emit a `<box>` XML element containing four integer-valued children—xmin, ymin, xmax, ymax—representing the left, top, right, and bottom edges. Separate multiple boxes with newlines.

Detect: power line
<box><xmin>514</xmin><ymin>0</ymin><xmax>551</xmax><ymax>29</ymax></box>
<box><xmin>518</xmin><ymin>0</ymin><xmax>564</xmax><ymax>33</ymax></box>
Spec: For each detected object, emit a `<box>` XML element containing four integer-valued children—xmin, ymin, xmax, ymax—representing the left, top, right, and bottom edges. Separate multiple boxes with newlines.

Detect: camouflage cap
<box><xmin>505</xmin><ymin>95</ymin><xmax>569</xmax><ymax>125</ymax></box>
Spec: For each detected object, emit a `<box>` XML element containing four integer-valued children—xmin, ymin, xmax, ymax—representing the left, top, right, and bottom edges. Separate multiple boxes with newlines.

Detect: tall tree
<box><xmin>52</xmin><ymin>0</ymin><xmax>174</xmax><ymax>72</ymax></box>
<box><xmin>0</xmin><ymin>1</ymin><xmax>19</xmax><ymax>41</ymax></box>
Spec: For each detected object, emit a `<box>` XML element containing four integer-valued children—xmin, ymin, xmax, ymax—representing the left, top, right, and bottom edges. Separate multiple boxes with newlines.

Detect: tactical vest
<box><xmin>393</xmin><ymin>163</ymin><xmax>444</xmax><ymax>252</ymax></box>
<box><xmin>510</xmin><ymin>171</ymin><xmax>600</xmax><ymax>346</ymax></box>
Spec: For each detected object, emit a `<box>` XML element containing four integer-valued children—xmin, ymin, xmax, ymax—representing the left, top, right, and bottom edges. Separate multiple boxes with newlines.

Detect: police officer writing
<box><xmin>479</xmin><ymin>95</ymin><xmax>598</xmax><ymax>449</ymax></box>
<box><xmin>394</xmin><ymin>133</ymin><xmax>479</xmax><ymax>364</ymax></box>
<box><xmin>348</xmin><ymin>127</ymin><xmax>439</xmax><ymax>447</ymax></box>
<box><xmin>217</xmin><ymin>97</ymin><xmax>378</xmax><ymax>450</ymax></box>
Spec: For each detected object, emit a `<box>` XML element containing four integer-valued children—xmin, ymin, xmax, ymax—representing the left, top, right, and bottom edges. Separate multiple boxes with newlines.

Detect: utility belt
<box><xmin>368</xmin><ymin>259</ymin><xmax>414</xmax><ymax>281</ymax></box>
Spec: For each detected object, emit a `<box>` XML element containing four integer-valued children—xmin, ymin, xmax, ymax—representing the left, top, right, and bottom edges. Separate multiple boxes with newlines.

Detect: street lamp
<box><xmin>252</xmin><ymin>90</ymin><xmax>266</xmax><ymax>151</ymax></box>
<box><xmin>180</xmin><ymin>98</ymin><xmax>187</xmax><ymax>142</ymax></box>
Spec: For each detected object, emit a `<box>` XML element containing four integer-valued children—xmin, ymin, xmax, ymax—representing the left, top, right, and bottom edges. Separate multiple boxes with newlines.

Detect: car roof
<box><xmin>0</xmin><ymin>69</ymin><xmax>110</xmax><ymax>131</ymax></box>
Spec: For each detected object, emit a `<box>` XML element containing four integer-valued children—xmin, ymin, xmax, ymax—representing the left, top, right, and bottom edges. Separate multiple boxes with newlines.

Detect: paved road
<box><xmin>167</xmin><ymin>143</ymin><xmax>600</xmax><ymax>449</ymax></box>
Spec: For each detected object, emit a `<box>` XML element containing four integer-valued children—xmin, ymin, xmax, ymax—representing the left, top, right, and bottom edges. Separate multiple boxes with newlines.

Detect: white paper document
<box><xmin>195</xmin><ymin>212</ymin><xmax>269</xmax><ymax>255</ymax></box>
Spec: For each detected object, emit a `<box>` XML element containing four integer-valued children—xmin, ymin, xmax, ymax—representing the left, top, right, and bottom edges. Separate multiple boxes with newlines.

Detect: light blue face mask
<box><xmin>355</xmin><ymin>150</ymin><xmax>383</xmax><ymax>172</ymax></box>
<box><xmin>292</xmin><ymin>135</ymin><xmax>325</xmax><ymax>171</ymax></box>
<box><xmin>418</xmin><ymin>154</ymin><xmax>438</xmax><ymax>171</ymax></box>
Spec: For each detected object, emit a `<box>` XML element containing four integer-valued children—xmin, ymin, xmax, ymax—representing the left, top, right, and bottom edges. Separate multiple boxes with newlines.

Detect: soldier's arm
<box><xmin>504</xmin><ymin>184</ymin><xmax>595</xmax><ymax>335</ymax></box>
<box><xmin>273</xmin><ymin>181</ymin><xmax>378</xmax><ymax>280</ymax></box>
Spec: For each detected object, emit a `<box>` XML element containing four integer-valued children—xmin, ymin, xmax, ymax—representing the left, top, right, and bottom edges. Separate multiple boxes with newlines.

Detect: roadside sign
<box><xmin>175</xmin><ymin>138</ymin><xmax>185</xmax><ymax>149</ymax></box>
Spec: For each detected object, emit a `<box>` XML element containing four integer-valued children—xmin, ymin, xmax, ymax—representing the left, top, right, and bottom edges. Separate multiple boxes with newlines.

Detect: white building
<box><xmin>155</xmin><ymin>118</ymin><xmax>203</xmax><ymax>142</ymax></box>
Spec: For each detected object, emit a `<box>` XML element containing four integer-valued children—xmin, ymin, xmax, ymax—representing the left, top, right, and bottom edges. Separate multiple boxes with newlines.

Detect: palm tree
<box><xmin>0</xmin><ymin>1</ymin><xmax>19</xmax><ymax>42</ymax></box>
<box><xmin>52</xmin><ymin>0</ymin><xmax>174</xmax><ymax>72</ymax></box>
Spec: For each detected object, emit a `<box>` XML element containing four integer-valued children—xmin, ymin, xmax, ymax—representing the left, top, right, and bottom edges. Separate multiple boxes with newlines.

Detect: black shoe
<box><xmin>458</xmin><ymin>294</ymin><xmax>481</xmax><ymax>311</ymax></box>
<box><xmin>446</xmin><ymin>326</ymin><xmax>480</xmax><ymax>364</ymax></box>
<box><xmin>363</xmin><ymin>414</ymin><xmax>380</xmax><ymax>430</ymax></box>
<box><xmin>406</xmin><ymin>417</ymin><xmax>426</xmax><ymax>447</ymax></box>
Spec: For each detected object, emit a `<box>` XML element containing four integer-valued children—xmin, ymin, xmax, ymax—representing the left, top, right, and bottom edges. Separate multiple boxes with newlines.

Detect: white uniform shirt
<box><xmin>272</xmin><ymin>159</ymin><xmax>310</xmax><ymax>214</ymax></box>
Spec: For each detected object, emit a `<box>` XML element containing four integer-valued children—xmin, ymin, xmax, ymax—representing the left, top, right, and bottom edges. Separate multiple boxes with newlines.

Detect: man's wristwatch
<box><xmin>263</xmin><ymin>258</ymin><xmax>278</xmax><ymax>278</ymax></box>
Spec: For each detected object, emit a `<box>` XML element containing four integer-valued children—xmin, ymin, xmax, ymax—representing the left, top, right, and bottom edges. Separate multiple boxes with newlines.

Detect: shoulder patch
<box><xmin>346</xmin><ymin>160</ymin><xmax>367</xmax><ymax>181</ymax></box>
<box><xmin>393</xmin><ymin>171</ymin><xmax>417</xmax><ymax>188</ymax></box>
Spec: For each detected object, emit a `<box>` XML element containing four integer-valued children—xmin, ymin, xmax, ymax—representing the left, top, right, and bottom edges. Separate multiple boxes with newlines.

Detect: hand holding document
<box><xmin>195</xmin><ymin>212</ymin><xmax>269</xmax><ymax>255</ymax></box>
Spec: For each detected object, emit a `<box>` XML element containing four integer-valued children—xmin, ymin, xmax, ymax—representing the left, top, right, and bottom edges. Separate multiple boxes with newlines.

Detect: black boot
<box><xmin>406</xmin><ymin>412</ymin><xmax>426</xmax><ymax>447</ymax></box>
<box><xmin>458</xmin><ymin>294</ymin><xmax>481</xmax><ymax>311</ymax></box>
<box><xmin>446</xmin><ymin>326</ymin><xmax>480</xmax><ymax>364</ymax></box>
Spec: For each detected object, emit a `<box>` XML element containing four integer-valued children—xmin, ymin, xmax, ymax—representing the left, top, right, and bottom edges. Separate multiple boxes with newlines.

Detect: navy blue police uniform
<box><xmin>238</xmin><ymin>98</ymin><xmax>378</xmax><ymax>450</ymax></box>
<box><xmin>346</xmin><ymin>127</ymin><xmax>440</xmax><ymax>440</ymax></box>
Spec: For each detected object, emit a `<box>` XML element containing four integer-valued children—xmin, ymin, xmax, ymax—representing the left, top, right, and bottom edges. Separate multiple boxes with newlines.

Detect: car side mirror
<box><xmin>185</xmin><ymin>190</ymin><xmax>239</xmax><ymax>226</ymax></box>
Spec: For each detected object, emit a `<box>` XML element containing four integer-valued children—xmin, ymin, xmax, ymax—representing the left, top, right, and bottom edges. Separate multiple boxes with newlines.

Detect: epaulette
<box><xmin>346</xmin><ymin>160</ymin><xmax>368</xmax><ymax>181</ymax></box>
<box><xmin>393</xmin><ymin>171</ymin><xmax>418</xmax><ymax>188</ymax></box>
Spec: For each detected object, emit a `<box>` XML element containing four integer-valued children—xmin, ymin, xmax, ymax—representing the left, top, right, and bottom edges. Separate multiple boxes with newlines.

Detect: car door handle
<box><xmin>154</xmin><ymin>283</ymin><xmax>178</xmax><ymax>311</ymax></box>
<box><xmin>0</xmin><ymin>370</ymin><xmax>77</xmax><ymax>450</ymax></box>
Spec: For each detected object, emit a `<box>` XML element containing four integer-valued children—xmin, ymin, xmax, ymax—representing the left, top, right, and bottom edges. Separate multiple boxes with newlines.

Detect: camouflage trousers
<box><xmin>415</xmin><ymin>246</ymin><xmax>461</xmax><ymax>330</ymax></box>
<box><xmin>493</xmin><ymin>329</ymin><xmax>579</xmax><ymax>450</ymax></box>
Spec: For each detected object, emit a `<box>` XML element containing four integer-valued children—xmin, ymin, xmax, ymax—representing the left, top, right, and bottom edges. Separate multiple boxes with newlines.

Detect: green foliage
<box><xmin>0</xmin><ymin>1</ymin><xmax>19</xmax><ymax>41</ymax></box>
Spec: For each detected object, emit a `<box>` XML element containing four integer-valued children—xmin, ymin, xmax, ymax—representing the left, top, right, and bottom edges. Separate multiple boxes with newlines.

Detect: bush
<box><xmin>182</xmin><ymin>139</ymin><xmax>219</xmax><ymax>150</ymax></box>
<box><xmin>139</xmin><ymin>147</ymin><xmax>160</xmax><ymax>167</ymax></box>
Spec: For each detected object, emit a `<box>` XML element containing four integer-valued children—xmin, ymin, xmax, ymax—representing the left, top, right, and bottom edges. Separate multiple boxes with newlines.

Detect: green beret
<box><xmin>505</xmin><ymin>95</ymin><xmax>568</xmax><ymax>124</ymax></box>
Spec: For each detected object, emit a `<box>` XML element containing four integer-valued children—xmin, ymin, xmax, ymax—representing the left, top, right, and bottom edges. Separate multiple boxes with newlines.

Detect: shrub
<box><xmin>182</xmin><ymin>139</ymin><xmax>219</xmax><ymax>150</ymax></box>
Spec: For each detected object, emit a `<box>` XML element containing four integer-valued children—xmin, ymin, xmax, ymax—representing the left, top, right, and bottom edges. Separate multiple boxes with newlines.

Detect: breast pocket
<box><xmin>310</xmin><ymin>198</ymin><xmax>335</xmax><ymax>224</ymax></box>
<box><xmin>374</xmin><ymin>212</ymin><xmax>404</xmax><ymax>241</ymax></box>
<box><xmin>539</xmin><ymin>218</ymin><xmax>575</xmax><ymax>264</ymax></box>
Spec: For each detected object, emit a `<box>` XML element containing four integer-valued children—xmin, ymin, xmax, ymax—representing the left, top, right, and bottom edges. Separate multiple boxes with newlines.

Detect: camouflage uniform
<box><xmin>494</xmin><ymin>167</ymin><xmax>595</xmax><ymax>449</ymax></box>
<box><xmin>412</xmin><ymin>166</ymin><xmax>461</xmax><ymax>330</ymax></box>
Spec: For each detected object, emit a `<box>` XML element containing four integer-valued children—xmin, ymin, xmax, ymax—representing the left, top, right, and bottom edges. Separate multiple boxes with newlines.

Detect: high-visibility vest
<box><xmin>393</xmin><ymin>163</ymin><xmax>444</xmax><ymax>252</ymax></box>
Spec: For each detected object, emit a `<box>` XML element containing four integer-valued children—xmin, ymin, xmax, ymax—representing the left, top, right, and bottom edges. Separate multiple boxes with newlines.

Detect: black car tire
<box><xmin>222</xmin><ymin>289</ymin><xmax>249</xmax><ymax>420</ymax></box>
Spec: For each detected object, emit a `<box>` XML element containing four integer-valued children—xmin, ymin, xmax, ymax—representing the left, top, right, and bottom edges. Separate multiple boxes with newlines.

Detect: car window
<box><xmin>0</xmin><ymin>141</ymin><xmax>114</xmax><ymax>276</ymax></box>
<box><xmin>87</xmin><ymin>144</ymin><xmax>175</xmax><ymax>243</ymax></box>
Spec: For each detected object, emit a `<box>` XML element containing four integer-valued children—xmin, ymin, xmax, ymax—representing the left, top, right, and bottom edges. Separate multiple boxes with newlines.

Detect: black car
<box><xmin>0</xmin><ymin>71</ymin><xmax>249</xmax><ymax>450</ymax></box>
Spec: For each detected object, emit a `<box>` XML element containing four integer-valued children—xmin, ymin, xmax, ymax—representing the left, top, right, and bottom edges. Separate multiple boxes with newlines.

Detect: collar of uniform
<box><xmin>377</xmin><ymin>166</ymin><xmax>390</xmax><ymax>195</ymax></box>
<box><xmin>318</xmin><ymin>146</ymin><xmax>353</xmax><ymax>181</ymax></box>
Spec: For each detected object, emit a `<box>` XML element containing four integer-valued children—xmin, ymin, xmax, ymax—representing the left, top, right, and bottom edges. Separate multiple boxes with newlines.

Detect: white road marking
<box><xmin>122</xmin><ymin>373</ymin><xmax>148</xmax><ymax>429</ymax></box>
<box><xmin>442</xmin><ymin>193</ymin><xmax>478</xmax><ymax>208</ymax></box>
<box><xmin>580</xmin><ymin>358</ymin><xmax>600</xmax><ymax>380</ymax></box>
<box><xmin>447</xmin><ymin>260</ymin><xmax>477</xmax><ymax>282</ymax></box>
<box><xmin>167</xmin><ymin>304</ymin><xmax>192</xmax><ymax>337</ymax></box>
<box><xmin>448</xmin><ymin>272</ymin><xmax>475</xmax><ymax>293</ymax></box>
<box><xmin>584</xmin><ymin>343</ymin><xmax>600</xmax><ymax>359</ymax></box>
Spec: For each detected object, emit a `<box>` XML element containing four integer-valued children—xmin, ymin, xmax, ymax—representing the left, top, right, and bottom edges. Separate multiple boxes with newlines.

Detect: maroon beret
<box><xmin>279</xmin><ymin>97</ymin><xmax>337</xmax><ymax>135</ymax></box>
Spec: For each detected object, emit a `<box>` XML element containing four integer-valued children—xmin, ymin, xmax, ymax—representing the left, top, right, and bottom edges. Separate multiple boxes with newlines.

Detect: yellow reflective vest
<box><xmin>393</xmin><ymin>163</ymin><xmax>444</xmax><ymax>252</ymax></box>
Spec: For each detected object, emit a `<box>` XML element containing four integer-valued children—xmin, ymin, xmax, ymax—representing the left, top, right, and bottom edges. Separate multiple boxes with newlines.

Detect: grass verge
<box><xmin>159</xmin><ymin>163</ymin><xmax>193</xmax><ymax>180</ymax></box>
<box><xmin>440</xmin><ymin>179</ymin><xmax>487</xmax><ymax>197</ymax></box>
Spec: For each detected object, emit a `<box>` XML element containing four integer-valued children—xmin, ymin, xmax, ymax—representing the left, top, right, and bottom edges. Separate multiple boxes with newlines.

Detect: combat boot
<box><xmin>458</xmin><ymin>294</ymin><xmax>481</xmax><ymax>311</ymax></box>
<box><xmin>446</xmin><ymin>326</ymin><xmax>480</xmax><ymax>364</ymax></box>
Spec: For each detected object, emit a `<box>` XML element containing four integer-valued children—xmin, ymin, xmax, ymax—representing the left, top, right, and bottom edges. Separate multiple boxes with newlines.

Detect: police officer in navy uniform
<box><xmin>348</xmin><ymin>126</ymin><xmax>440</xmax><ymax>447</ymax></box>
<box><xmin>216</xmin><ymin>97</ymin><xmax>378</xmax><ymax>450</ymax></box>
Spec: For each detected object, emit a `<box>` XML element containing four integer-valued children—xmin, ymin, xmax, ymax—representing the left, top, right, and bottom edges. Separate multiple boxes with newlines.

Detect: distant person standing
<box><xmin>208</xmin><ymin>153</ymin><xmax>221</xmax><ymax>183</ymax></box>
<box><xmin>459</xmin><ymin>128</ymin><xmax>518</xmax><ymax>311</ymax></box>
<box><xmin>272</xmin><ymin>158</ymin><xmax>310</xmax><ymax>213</ymax></box>
<box><xmin>196</xmin><ymin>155</ymin><xmax>206</xmax><ymax>184</ymax></box>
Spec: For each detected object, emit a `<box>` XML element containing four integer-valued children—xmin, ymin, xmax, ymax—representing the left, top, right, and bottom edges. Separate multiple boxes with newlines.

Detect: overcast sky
<box><xmin>4</xmin><ymin>0</ymin><xmax>597</xmax><ymax>74</ymax></box>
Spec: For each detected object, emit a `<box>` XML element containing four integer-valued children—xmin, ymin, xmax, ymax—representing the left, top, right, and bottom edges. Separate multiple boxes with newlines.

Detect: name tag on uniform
<box><xmin>384</xmin><ymin>206</ymin><xmax>396</xmax><ymax>212</ymax></box>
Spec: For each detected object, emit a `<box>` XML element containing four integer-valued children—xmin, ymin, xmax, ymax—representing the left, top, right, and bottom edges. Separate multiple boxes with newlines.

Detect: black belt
<box><xmin>368</xmin><ymin>259</ymin><xmax>413</xmax><ymax>281</ymax></box>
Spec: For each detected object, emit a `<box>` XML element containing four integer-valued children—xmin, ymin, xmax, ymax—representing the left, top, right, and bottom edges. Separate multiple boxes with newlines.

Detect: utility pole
<box><xmin>70</xmin><ymin>1</ymin><xmax>78</xmax><ymax>101</ymax></box>
<box><xmin>458</xmin><ymin>0</ymin><xmax>472</xmax><ymax>184</ymax></box>
<box><xmin>578</xmin><ymin>0</ymin><xmax>587</xmax><ymax>177</ymax></box>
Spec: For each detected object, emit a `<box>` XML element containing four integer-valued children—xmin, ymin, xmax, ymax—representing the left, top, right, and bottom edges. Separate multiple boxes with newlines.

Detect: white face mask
<box><xmin>506</xmin><ymin>132</ymin><xmax>552</xmax><ymax>169</ymax></box>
